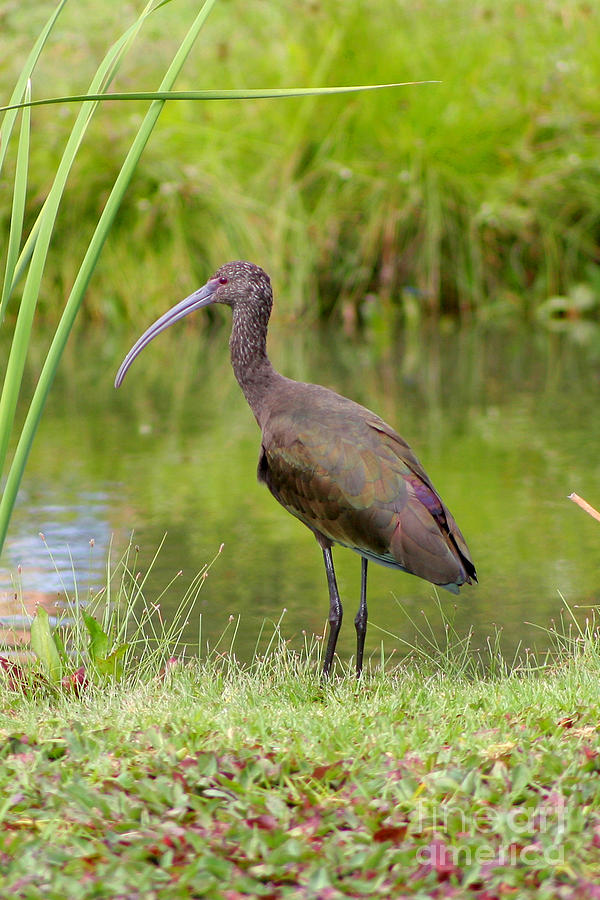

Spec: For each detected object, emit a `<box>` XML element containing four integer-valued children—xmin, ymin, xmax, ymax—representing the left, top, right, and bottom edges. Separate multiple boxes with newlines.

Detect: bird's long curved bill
<box><xmin>114</xmin><ymin>278</ymin><xmax>220</xmax><ymax>388</ymax></box>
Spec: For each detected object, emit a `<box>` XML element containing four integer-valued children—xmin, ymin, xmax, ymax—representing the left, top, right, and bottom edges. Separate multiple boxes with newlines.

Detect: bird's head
<box><xmin>114</xmin><ymin>260</ymin><xmax>272</xmax><ymax>388</ymax></box>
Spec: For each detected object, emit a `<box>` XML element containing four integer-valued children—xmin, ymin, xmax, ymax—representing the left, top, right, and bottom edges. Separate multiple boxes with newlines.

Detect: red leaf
<box><xmin>419</xmin><ymin>836</ymin><xmax>460</xmax><ymax>882</ymax></box>
<box><xmin>310</xmin><ymin>760</ymin><xmax>350</xmax><ymax>785</ymax></box>
<box><xmin>61</xmin><ymin>666</ymin><xmax>89</xmax><ymax>696</ymax></box>
<box><xmin>0</xmin><ymin>656</ymin><xmax>29</xmax><ymax>691</ymax></box>
<box><xmin>373</xmin><ymin>824</ymin><xmax>408</xmax><ymax>843</ymax></box>
<box><xmin>247</xmin><ymin>814</ymin><xmax>278</xmax><ymax>830</ymax></box>
<box><xmin>557</xmin><ymin>713</ymin><xmax>578</xmax><ymax>729</ymax></box>
<box><xmin>311</xmin><ymin>762</ymin><xmax>336</xmax><ymax>779</ymax></box>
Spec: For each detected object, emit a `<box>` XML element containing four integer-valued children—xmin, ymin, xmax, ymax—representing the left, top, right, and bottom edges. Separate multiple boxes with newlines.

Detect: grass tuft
<box><xmin>1</xmin><ymin>535</ymin><xmax>223</xmax><ymax>696</ymax></box>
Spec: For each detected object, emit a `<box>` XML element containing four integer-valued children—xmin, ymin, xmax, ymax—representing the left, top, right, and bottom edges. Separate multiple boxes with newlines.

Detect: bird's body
<box><xmin>116</xmin><ymin>260</ymin><xmax>476</xmax><ymax>676</ymax></box>
<box><xmin>256</xmin><ymin>378</ymin><xmax>472</xmax><ymax>590</ymax></box>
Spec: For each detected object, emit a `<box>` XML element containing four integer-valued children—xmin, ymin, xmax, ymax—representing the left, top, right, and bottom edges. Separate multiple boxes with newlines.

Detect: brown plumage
<box><xmin>115</xmin><ymin>261</ymin><xmax>476</xmax><ymax>676</ymax></box>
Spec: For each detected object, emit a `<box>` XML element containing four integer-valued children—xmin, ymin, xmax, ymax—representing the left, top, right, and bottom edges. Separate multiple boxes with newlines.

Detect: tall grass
<box><xmin>2</xmin><ymin>0</ymin><xmax>599</xmax><ymax>324</ymax></box>
<box><xmin>2</xmin><ymin>535</ymin><xmax>223</xmax><ymax>693</ymax></box>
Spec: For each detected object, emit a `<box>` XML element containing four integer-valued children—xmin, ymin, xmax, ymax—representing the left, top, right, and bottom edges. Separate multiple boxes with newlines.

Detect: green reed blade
<box><xmin>0</xmin><ymin>81</ymin><xmax>436</xmax><ymax>113</ymax></box>
<box><xmin>0</xmin><ymin>81</ymin><xmax>30</xmax><ymax>325</ymax></box>
<box><xmin>0</xmin><ymin>0</ymin><xmax>67</xmax><ymax>178</ymax></box>
<box><xmin>0</xmin><ymin>0</ymin><xmax>219</xmax><ymax>557</ymax></box>
<box><xmin>0</xmin><ymin>1</ymin><xmax>161</xmax><ymax>487</ymax></box>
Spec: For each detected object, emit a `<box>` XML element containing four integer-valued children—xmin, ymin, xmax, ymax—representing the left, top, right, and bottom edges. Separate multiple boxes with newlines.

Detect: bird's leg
<box><xmin>321</xmin><ymin>547</ymin><xmax>343</xmax><ymax>678</ymax></box>
<box><xmin>354</xmin><ymin>557</ymin><xmax>368</xmax><ymax>677</ymax></box>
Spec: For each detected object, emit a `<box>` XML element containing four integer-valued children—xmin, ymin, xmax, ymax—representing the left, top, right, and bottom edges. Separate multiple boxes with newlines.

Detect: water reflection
<box><xmin>1</xmin><ymin>319</ymin><xmax>599</xmax><ymax>666</ymax></box>
<box><xmin>0</xmin><ymin>488</ymin><xmax>112</xmax><ymax>657</ymax></box>
<box><xmin>3</xmin><ymin>492</ymin><xmax>112</xmax><ymax>592</ymax></box>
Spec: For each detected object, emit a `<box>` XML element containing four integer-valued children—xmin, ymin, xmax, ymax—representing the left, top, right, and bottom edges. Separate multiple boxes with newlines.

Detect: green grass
<box><xmin>2</xmin><ymin>0</ymin><xmax>600</xmax><ymax>322</ymax></box>
<box><xmin>2</xmin><ymin>623</ymin><xmax>600</xmax><ymax>897</ymax></box>
<box><xmin>2</xmin><ymin>533</ymin><xmax>599</xmax><ymax>894</ymax></box>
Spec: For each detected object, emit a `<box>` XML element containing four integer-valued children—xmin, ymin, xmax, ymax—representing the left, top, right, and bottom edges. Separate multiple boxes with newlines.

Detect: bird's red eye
<box><xmin>219</xmin><ymin>276</ymin><xmax>228</xmax><ymax>285</ymax></box>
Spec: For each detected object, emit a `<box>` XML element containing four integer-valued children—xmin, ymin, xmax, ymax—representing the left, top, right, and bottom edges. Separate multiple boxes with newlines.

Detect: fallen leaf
<box><xmin>247</xmin><ymin>814</ymin><xmax>279</xmax><ymax>830</ymax></box>
<box><xmin>0</xmin><ymin>656</ymin><xmax>29</xmax><ymax>692</ymax></box>
<box><xmin>61</xmin><ymin>666</ymin><xmax>89</xmax><ymax>695</ymax></box>
<box><xmin>557</xmin><ymin>714</ymin><xmax>578</xmax><ymax>729</ymax></box>
<box><xmin>418</xmin><ymin>835</ymin><xmax>460</xmax><ymax>883</ymax></box>
<box><xmin>373</xmin><ymin>823</ymin><xmax>408</xmax><ymax>843</ymax></box>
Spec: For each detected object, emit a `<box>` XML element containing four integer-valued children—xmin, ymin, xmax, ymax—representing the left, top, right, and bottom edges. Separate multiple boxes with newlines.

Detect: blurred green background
<box><xmin>1</xmin><ymin>0</ymin><xmax>599</xmax><ymax>324</ymax></box>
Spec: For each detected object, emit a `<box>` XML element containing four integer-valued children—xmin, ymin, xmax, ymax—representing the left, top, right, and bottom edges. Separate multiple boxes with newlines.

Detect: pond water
<box><xmin>1</xmin><ymin>312</ymin><xmax>599</xmax><ymax>668</ymax></box>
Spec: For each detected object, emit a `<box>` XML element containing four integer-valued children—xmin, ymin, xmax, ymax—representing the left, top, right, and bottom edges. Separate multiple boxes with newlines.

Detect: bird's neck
<box><xmin>229</xmin><ymin>305</ymin><xmax>281</xmax><ymax>426</ymax></box>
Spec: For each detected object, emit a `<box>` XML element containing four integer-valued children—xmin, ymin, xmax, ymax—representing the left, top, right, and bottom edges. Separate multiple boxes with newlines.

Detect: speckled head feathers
<box><xmin>211</xmin><ymin>261</ymin><xmax>273</xmax><ymax>317</ymax></box>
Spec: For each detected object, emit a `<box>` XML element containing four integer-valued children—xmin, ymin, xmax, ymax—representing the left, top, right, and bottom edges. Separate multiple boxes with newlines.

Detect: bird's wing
<box><xmin>259</xmin><ymin>408</ymin><xmax>475</xmax><ymax>588</ymax></box>
<box><xmin>364</xmin><ymin>418</ymin><xmax>476</xmax><ymax>583</ymax></box>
